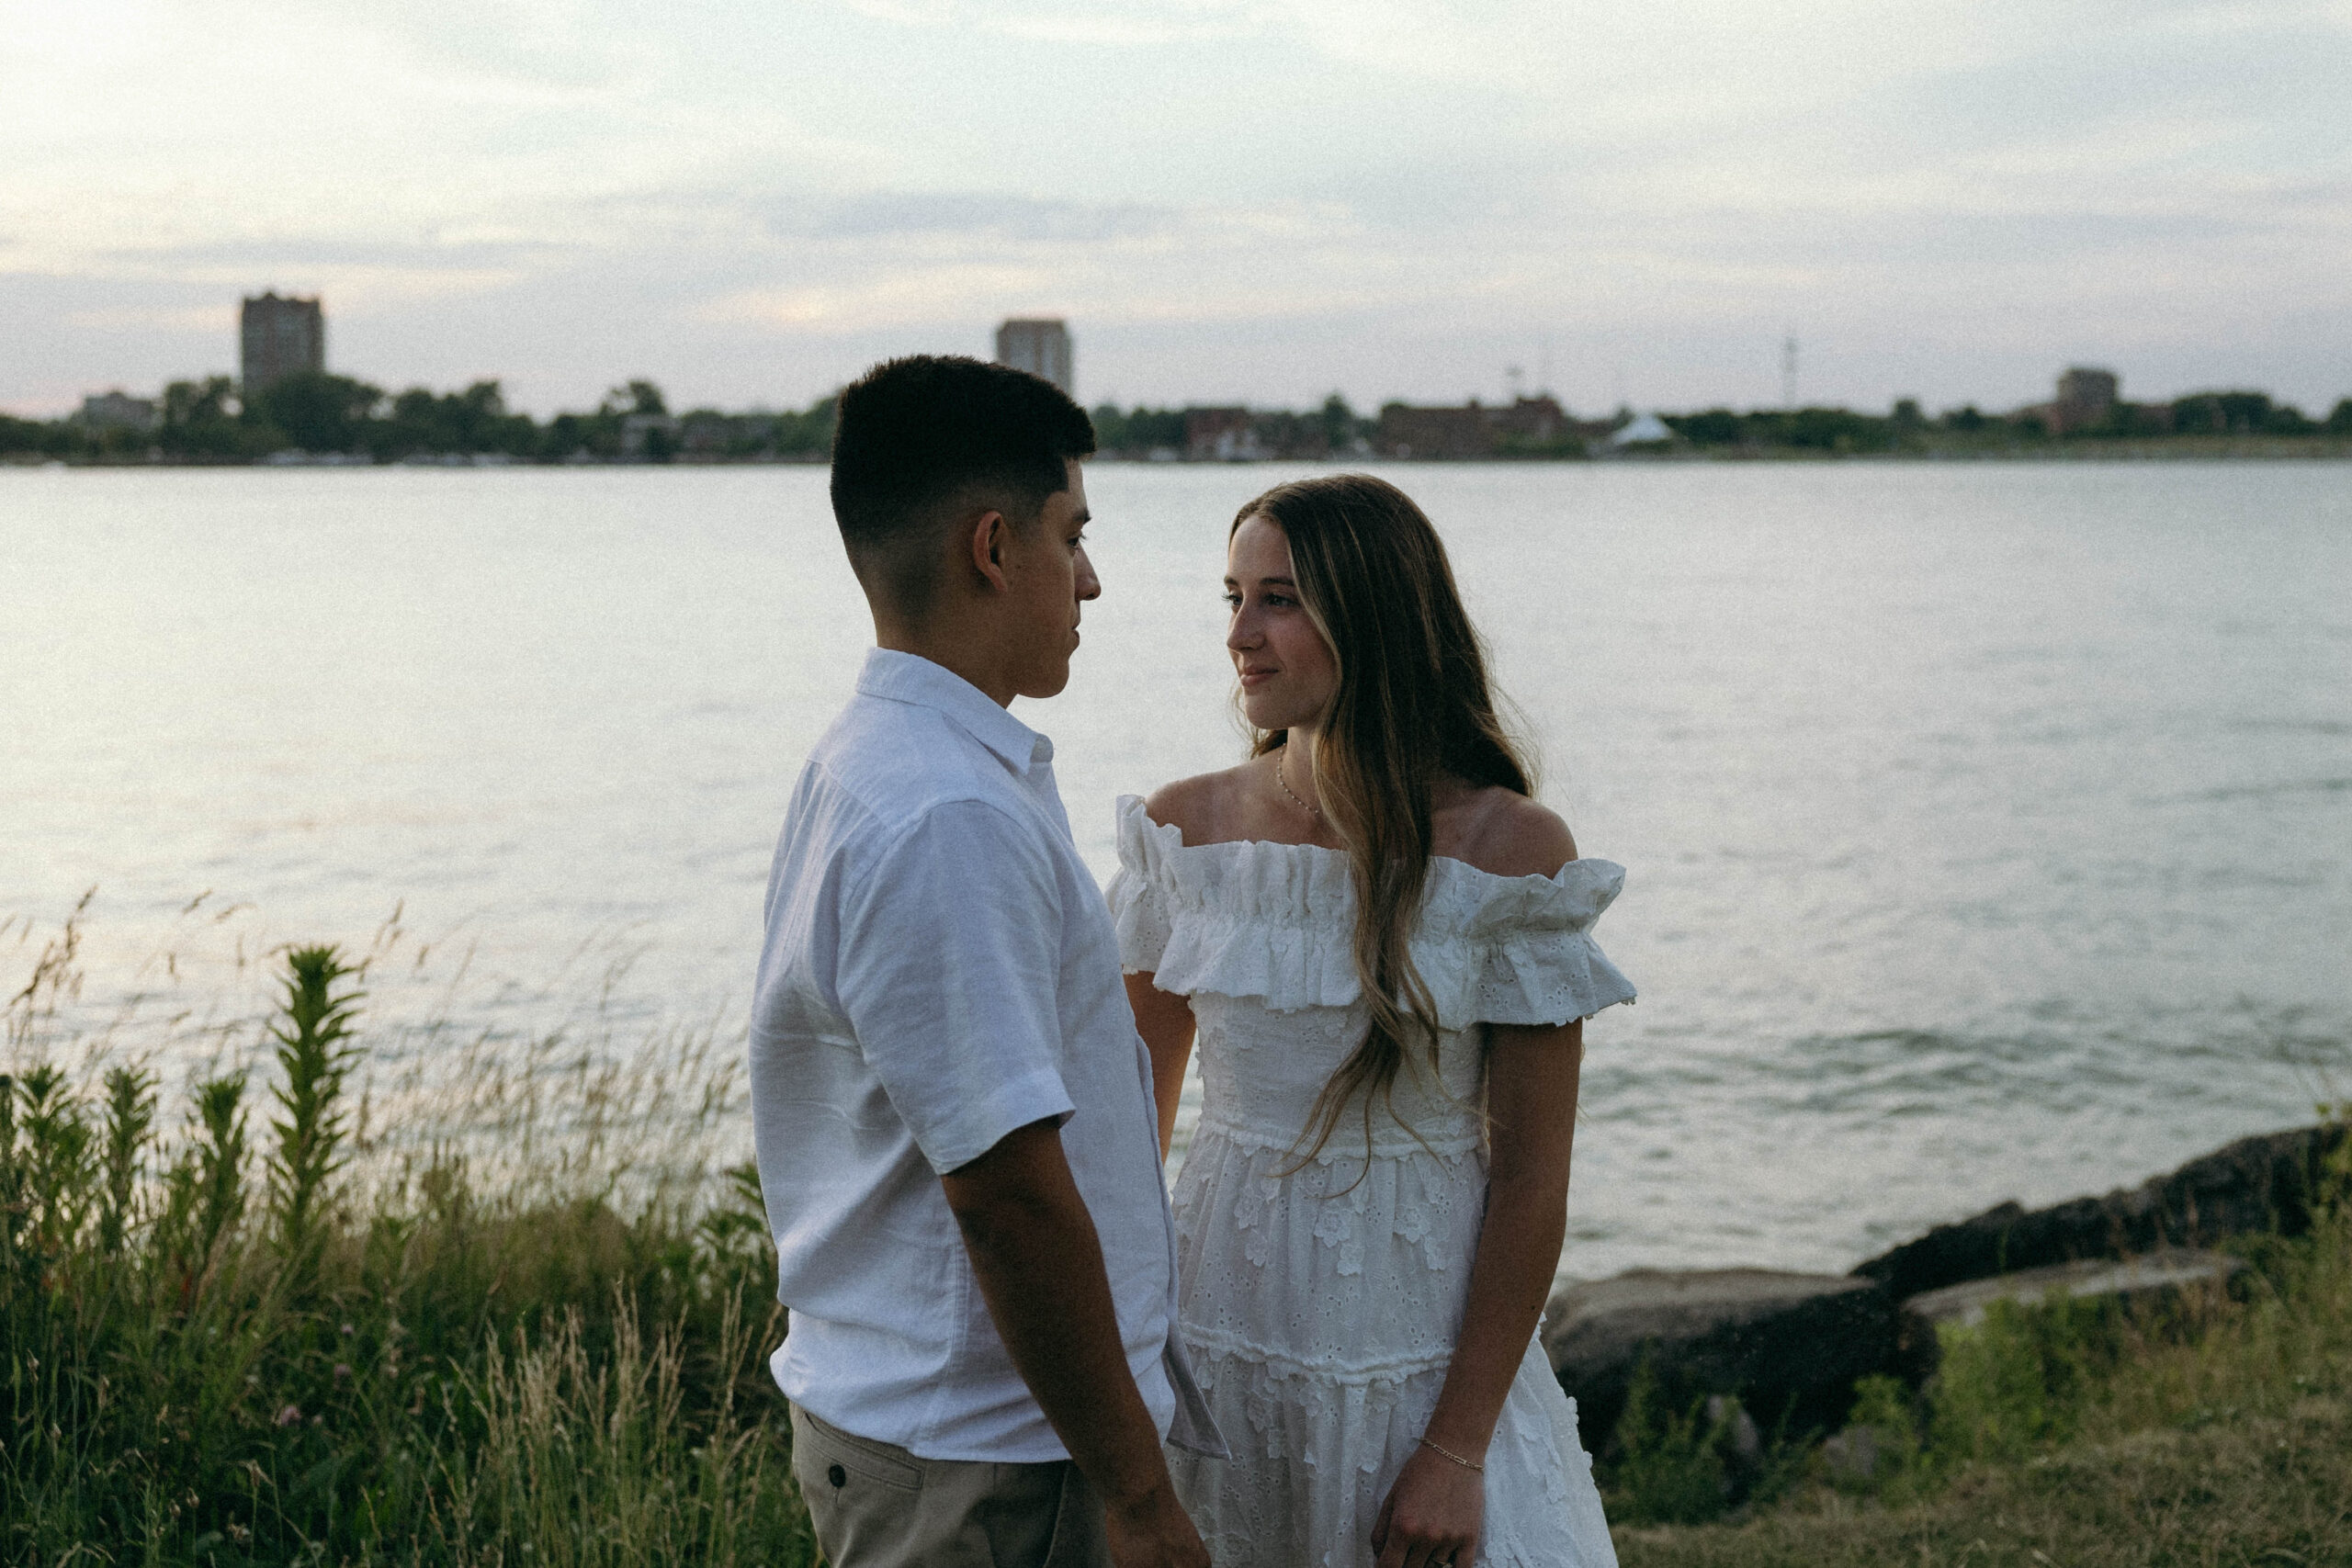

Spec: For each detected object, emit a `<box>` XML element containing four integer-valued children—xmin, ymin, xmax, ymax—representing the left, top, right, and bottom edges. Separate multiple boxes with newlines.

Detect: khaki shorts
<box><xmin>790</xmin><ymin>1405</ymin><xmax>1112</xmax><ymax>1568</ymax></box>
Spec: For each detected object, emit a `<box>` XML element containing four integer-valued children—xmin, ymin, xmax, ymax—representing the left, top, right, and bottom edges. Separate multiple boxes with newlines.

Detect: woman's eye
<box><xmin>1222</xmin><ymin>592</ymin><xmax>1242</xmax><ymax>607</ymax></box>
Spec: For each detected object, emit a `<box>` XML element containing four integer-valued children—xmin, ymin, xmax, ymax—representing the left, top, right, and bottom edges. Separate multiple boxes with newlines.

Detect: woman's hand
<box><xmin>1371</xmin><ymin>1443</ymin><xmax>1484</xmax><ymax>1567</ymax></box>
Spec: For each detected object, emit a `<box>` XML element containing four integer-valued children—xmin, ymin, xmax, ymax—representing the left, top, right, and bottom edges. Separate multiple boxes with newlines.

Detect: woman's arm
<box><xmin>1125</xmin><ymin>973</ymin><xmax>1197</xmax><ymax>1160</ymax></box>
<box><xmin>1373</xmin><ymin>1016</ymin><xmax>1583</xmax><ymax>1568</ymax></box>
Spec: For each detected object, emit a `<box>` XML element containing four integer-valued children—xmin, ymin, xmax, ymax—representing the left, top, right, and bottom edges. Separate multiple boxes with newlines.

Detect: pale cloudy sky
<box><xmin>5</xmin><ymin>0</ymin><xmax>2347</xmax><ymax>417</ymax></box>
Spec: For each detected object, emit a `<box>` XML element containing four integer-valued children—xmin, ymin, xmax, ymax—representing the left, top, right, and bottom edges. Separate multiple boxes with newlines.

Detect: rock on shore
<box><xmin>1852</xmin><ymin>1122</ymin><xmax>2345</xmax><ymax>1300</ymax></box>
<box><xmin>1545</xmin><ymin>1121</ymin><xmax>2343</xmax><ymax>1454</ymax></box>
<box><xmin>1903</xmin><ymin>1249</ymin><xmax>2245</xmax><ymax>1327</ymax></box>
<box><xmin>1542</xmin><ymin>1269</ymin><xmax>1928</xmax><ymax>1452</ymax></box>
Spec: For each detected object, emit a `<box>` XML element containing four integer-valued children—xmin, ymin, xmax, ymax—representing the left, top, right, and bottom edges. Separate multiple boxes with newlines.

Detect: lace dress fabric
<box><xmin>1108</xmin><ymin>795</ymin><xmax>1636</xmax><ymax>1568</ymax></box>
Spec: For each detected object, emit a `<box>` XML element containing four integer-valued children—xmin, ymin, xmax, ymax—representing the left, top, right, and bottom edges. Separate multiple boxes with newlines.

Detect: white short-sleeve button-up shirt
<box><xmin>752</xmin><ymin>649</ymin><xmax>1206</xmax><ymax>1462</ymax></box>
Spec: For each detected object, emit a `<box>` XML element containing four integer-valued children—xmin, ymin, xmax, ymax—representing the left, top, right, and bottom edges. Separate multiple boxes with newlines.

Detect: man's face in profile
<box><xmin>999</xmin><ymin>459</ymin><xmax>1100</xmax><ymax>700</ymax></box>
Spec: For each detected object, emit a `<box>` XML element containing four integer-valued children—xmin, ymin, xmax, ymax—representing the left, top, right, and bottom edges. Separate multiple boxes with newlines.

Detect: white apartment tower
<box><xmin>994</xmin><ymin>318</ymin><xmax>1073</xmax><ymax>396</ymax></box>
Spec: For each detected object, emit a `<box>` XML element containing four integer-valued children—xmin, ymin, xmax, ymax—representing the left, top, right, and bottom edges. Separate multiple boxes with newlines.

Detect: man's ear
<box><xmin>965</xmin><ymin>507</ymin><xmax>1012</xmax><ymax>593</ymax></box>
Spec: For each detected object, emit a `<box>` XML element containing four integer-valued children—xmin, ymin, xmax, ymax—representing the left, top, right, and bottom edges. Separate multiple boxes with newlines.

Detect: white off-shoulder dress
<box><xmin>1108</xmin><ymin>796</ymin><xmax>1637</xmax><ymax>1568</ymax></box>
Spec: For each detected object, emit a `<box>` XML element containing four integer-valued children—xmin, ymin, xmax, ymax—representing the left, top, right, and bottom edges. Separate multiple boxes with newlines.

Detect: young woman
<box><xmin>1110</xmin><ymin>474</ymin><xmax>1634</xmax><ymax>1567</ymax></box>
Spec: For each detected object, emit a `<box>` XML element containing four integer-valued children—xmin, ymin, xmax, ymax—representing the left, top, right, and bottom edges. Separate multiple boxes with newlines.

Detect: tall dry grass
<box><xmin>1</xmin><ymin>906</ymin><xmax>816</xmax><ymax>1566</ymax></box>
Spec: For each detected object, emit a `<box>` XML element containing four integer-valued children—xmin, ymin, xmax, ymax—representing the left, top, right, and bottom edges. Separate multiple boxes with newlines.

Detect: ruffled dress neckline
<box><xmin>1111</xmin><ymin>794</ymin><xmax>1636</xmax><ymax>1029</ymax></box>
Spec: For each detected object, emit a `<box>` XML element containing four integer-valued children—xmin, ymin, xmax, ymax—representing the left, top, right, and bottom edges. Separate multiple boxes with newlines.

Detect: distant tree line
<box><xmin>6</xmin><ymin>378</ymin><xmax>2349</xmax><ymax>465</ymax></box>
<box><xmin>0</xmin><ymin>375</ymin><xmax>837</xmax><ymax>464</ymax></box>
<box><xmin>1660</xmin><ymin>393</ymin><xmax>2352</xmax><ymax>454</ymax></box>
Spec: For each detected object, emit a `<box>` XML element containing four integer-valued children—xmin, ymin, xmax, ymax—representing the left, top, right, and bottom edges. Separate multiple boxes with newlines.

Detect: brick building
<box><xmin>1185</xmin><ymin>407</ymin><xmax>1261</xmax><ymax>460</ymax></box>
<box><xmin>1376</xmin><ymin>396</ymin><xmax>1590</xmax><ymax>457</ymax></box>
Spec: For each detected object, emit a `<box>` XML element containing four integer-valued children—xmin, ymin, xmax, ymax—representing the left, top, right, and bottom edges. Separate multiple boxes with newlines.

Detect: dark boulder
<box><xmin>1544</xmin><ymin>1269</ymin><xmax>1926</xmax><ymax>1453</ymax></box>
<box><xmin>1854</xmin><ymin>1122</ymin><xmax>2346</xmax><ymax>1301</ymax></box>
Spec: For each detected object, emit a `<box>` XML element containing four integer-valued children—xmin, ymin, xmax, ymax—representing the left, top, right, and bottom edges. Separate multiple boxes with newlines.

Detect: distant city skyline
<box><xmin>24</xmin><ymin>294</ymin><xmax>2345</xmax><ymax>428</ymax></box>
<box><xmin>5</xmin><ymin>2</ymin><xmax>2346</xmax><ymax>420</ymax></box>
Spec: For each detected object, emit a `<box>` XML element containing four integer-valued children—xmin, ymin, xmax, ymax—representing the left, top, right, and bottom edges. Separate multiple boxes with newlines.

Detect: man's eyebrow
<box><xmin>1071</xmin><ymin>507</ymin><xmax>1092</xmax><ymax>525</ymax></box>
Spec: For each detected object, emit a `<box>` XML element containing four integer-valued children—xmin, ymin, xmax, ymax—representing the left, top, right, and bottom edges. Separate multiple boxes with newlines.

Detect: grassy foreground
<box><xmin>8</xmin><ymin>931</ymin><xmax>2347</xmax><ymax>1564</ymax></box>
<box><xmin>3</xmin><ymin>942</ymin><xmax>818</xmax><ymax>1566</ymax></box>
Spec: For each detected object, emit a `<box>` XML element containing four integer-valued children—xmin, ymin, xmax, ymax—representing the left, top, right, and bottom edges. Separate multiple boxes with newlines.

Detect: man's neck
<box><xmin>874</xmin><ymin>618</ymin><xmax>1016</xmax><ymax>708</ymax></box>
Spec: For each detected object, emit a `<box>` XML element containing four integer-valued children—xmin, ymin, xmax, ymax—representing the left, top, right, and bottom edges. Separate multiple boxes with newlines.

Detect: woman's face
<box><xmin>1226</xmin><ymin>513</ymin><xmax>1339</xmax><ymax>734</ymax></box>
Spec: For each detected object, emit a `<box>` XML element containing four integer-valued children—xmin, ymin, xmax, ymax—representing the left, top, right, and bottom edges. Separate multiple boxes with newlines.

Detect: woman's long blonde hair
<box><xmin>1235</xmin><ymin>474</ymin><xmax>1534</xmax><ymax>1168</ymax></box>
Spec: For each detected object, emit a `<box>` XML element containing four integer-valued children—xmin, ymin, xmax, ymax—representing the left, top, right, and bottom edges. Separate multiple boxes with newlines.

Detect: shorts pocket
<box><xmin>797</xmin><ymin>1407</ymin><xmax>923</xmax><ymax>1493</ymax></box>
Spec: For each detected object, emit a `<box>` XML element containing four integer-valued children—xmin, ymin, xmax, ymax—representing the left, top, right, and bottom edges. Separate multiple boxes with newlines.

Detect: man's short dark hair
<box><xmin>830</xmin><ymin>355</ymin><xmax>1095</xmax><ymax>615</ymax></box>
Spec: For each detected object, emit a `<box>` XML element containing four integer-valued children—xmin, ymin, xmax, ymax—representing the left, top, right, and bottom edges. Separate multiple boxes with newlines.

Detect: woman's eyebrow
<box><xmin>1222</xmin><ymin>574</ymin><xmax>1297</xmax><ymax>588</ymax></box>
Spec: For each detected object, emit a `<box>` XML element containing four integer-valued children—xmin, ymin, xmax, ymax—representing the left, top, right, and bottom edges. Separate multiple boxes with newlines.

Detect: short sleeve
<box><xmin>834</xmin><ymin>800</ymin><xmax>1076</xmax><ymax>1175</ymax></box>
<box><xmin>1107</xmin><ymin>794</ymin><xmax>1178</xmax><ymax>975</ymax></box>
<box><xmin>1450</xmin><ymin>859</ymin><xmax>1638</xmax><ymax>1030</ymax></box>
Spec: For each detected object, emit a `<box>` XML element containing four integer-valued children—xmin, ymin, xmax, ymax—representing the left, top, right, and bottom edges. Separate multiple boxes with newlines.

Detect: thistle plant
<box><xmin>193</xmin><ymin>1071</ymin><xmax>251</xmax><ymax>1263</ymax></box>
<box><xmin>97</xmin><ymin>1063</ymin><xmax>157</xmax><ymax>1254</ymax></box>
<box><xmin>17</xmin><ymin>1063</ymin><xmax>94</xmax><ymax>1261</ymax></box>
<box><xmin>266</xmin><ymin>944</ymin><xmax>362</xmax><ymax>1270</ymax></box>
<box><xmin>0</xmin><ymin>1071</ymin><xmax>22</xmax><ymax>1298</ymax></box>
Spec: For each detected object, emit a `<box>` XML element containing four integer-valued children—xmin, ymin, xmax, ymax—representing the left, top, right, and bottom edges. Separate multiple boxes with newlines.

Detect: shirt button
<box><xmin>827</xmin><ymin>1463</ymin><xmax>847</xmax><ymax>1489</ymax></box>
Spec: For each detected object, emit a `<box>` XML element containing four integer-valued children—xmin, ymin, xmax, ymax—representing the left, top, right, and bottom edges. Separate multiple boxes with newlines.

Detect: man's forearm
<box><xmin>944</xmin><ymin>1126</ymin><xmax>1177</xmax><ymax>1510</ymax></box>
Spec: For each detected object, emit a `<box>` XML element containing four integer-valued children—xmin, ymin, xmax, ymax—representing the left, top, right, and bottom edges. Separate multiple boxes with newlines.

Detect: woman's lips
<box><xmin>1238</xmin><ymin>669</ymin><xmax>1276</xmax><ymax>688</ymax></box>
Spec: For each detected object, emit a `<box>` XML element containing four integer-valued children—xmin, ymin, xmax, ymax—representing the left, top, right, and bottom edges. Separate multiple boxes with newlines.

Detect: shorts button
<box><xmin>827</xmin><ymin>1463</ymin><xmax>847</xmax><ymax>1489</ymax></box>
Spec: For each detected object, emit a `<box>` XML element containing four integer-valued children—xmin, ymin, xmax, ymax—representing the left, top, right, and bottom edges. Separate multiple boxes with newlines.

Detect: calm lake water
<box><xmin>6</xmin><ymin>462</ymin><xmax>2349</xmax><ymax>1282</ymax></box>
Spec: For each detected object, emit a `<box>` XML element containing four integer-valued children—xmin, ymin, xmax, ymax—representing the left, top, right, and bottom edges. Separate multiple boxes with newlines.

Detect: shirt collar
<box><xmin>856</xmin><ymin>648</ymin><xmax>1055</xmax><ymax>773</ymax></box>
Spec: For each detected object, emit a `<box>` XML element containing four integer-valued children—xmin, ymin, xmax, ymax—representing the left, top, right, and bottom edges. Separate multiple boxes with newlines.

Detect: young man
<box><xmin>751</xmin><ymin>355</ymin><xmax>1218</xmax><ymax>1568</ymax></box>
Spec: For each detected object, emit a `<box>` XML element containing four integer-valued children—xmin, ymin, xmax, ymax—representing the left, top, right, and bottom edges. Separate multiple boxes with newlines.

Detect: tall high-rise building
<box><xmin>2046</xmin><ymin>367</ymin><xmax>2120</xmax><ymax>434</ymax></box>
<box><xmin>241</xmin><ymin>292</ymin><xmax>325</xmax><ymax>392</ymax></box>
<box><xmin>994</xmin><ymin>318</ymin><xmax>1073</xmax><ymax>395</ymax></box>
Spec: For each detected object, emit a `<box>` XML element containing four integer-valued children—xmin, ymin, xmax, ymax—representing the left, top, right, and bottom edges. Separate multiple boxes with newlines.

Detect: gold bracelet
<box><xmin>1418</xmin><ymin>1436</ymin><xmax>1485</xmax><ymax>1473</ymax></box>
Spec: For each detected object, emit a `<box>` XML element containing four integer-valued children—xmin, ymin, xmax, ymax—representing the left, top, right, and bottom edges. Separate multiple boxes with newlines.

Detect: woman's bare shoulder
<box><xmin>1443</xmin><ymin>787</ymin><xmax>1578</xmax><ymax>880</ymax></box>
<box><xmin>1142</xmin><ymin>763</ymin><xmax>1259</xmax><ymax>847</ymax></box>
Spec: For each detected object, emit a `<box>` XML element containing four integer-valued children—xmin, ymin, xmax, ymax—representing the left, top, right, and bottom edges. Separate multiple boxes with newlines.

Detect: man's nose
<box><xmin>1074</xmin><ymin>546</ymin><xmax>1102</xmax><ymax>602</ymax></box>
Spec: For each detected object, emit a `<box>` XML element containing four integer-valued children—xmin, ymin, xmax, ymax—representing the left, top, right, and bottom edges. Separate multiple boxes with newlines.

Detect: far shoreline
<box><xmin>9</xmin><ymin>439</ymin><xmax>2352</xmax><ymax>471</ymax></box>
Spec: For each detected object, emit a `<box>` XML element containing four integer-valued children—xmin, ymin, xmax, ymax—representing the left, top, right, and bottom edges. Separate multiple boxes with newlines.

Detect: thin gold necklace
<box><xmin>1275</xmin><ymin>750</ymin><xmax>1321</xmax><ymax>819</ymax></box>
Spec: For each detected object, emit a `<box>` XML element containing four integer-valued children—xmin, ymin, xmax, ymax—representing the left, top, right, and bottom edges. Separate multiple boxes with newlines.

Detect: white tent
<box><xmin>1608</xmin><ymin>412</ymin><xmax>1675</xmax><ymax>446</ymax></box>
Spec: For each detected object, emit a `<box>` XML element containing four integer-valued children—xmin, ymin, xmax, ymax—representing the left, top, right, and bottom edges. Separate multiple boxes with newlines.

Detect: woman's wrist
<box><xmin>1419</xmin><ymin>1408</ymin><xmax>1498</xmax><ymax>1463</ymax></box>
<box><xmin>1417</xmin><ymin>1434</ymin><xmax>1486</xmax><ymax>1472</ymax></box>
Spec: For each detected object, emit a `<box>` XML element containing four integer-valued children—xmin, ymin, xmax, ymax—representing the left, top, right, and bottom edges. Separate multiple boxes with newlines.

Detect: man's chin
<box><xmin>1019</xmin><ymin>662</ymin><xmax>1073</xmax><ymax>701</ymax></box>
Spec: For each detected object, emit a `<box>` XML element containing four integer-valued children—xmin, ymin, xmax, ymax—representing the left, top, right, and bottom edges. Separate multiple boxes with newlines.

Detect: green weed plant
<box><xmin>0</xmin><ymin>942</ymin><xmax>816</xmax><ymax>1567</ymax></box>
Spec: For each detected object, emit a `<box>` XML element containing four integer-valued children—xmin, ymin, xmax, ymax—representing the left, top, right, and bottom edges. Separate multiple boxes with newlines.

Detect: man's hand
<box><xmin>1371</xmin><ymin>1444</ymin><xmax>1483</xmax><ymax>1568</ymax></box>
<box><xmin>941</xmin><ymin>1119</ymin><xmax>1208</xmax><ymax>1568</ymax></box>
<box><xmin>1104</xmin><ymin>1480</ymin><xmax>1213</xmax><ymax>1568</ymax></box>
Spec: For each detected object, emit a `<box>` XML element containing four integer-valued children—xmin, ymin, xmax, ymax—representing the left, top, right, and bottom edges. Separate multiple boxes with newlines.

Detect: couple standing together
<box><xmin>751</xmin><ymin>355</ymin><xmax>1635</xmax><ymax>1567</ymax></box>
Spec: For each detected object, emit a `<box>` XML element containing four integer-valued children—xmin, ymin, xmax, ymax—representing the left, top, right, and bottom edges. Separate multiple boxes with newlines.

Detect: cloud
<box><xmin>64</xmin><ymin>304</ymin><xmax>234</xmax><ymax>334</ymax></box>
<box><xmin>833</xmin><ymin>0</ymin><xmax>1278</xmax><ymax>44</ymax></box>
<box><xmin>3</xmin><ymin>0</ymin><xmax>2347</xmax><ymax>415</ymax></box>
<box><xmin>769</xmin><ymin>192</ymin><xmax>1180</xmax><ymax>244</ymax></box>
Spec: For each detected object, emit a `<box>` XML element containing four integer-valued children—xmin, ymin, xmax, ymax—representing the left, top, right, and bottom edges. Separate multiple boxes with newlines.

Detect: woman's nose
<box><xmin>1226</xmin><ymin>611</ymin><xmax>1258</xmax><ymax>650</ymax></box>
